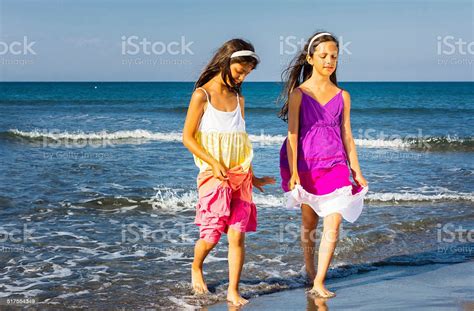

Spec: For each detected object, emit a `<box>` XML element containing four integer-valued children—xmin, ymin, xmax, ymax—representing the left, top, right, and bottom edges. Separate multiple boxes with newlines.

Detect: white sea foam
<box><xmin>354</xmin><ymin>138</ymin><xmax>410</xmax><ymax>149</ymax></box>
<box><xmin>147</xmin><ymin>187</ymin><xmax>474</xmax><ymax>211</ymax></box>
<box><xmin>167</xmin><ymin>296</ymin><xmax>198</xmax><ymax>310</ymax></box>
<box><xmin>253</xmin><ymin>192</ymin><xmax>284</xmax><ymax>206</ymax></box>
<box><xmin>155</xmin><ymin>249</ymin><xmax>187</xmax><ymax>262</ymax></box>
<box><xmin>147</xmin><ymin>186</ymin><xmax>197</xmax><ymax>211</ymax></box>
<box><xmin>8</xmin><ymin>128</ymin><xmax>182</xmax><ymax>142</ymax></box>
<box><xmin>56</xmin><ymin>290</ymin><xmax>90</xmax><ymax>299</ymax></box>
<box><xmin>147</xmin><ymin>187</ymin><xmax>284</xmax><ymax>212</ymax></box>
<box><xmin>367</xmin><ymin>191</ymin><xmax>474</xmax><ymax>202</ymax></box>
<box><xmin>10</xmin><ymin>128</ymin><xmax>469</xmax><ymax>150</ymax></box>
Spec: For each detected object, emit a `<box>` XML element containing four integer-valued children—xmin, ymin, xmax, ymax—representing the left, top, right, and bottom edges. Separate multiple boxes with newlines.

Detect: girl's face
<box><xmin>307</xmin><ymin>41</ymin><xmax>338</xmax><ymax>77</ymax></box>
<box><xmin>230</xmin><ymin>62</ymin><xmax>254</xmax><ymax>84</ymax></box>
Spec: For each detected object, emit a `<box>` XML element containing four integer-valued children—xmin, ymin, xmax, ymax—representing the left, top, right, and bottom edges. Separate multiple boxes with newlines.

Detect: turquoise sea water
<box><xmin>0</xmin><ymin>82</ymin><xmax>472</xmax><ymax>308</ymax></box>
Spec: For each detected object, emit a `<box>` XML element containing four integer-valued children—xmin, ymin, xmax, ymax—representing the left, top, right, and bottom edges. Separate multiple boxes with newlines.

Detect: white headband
<box><xmin>230</xmin><ymin>50</ymin><xmax>260</xmax><ymax>62</ymax></box>
<box><xmin>307</xmin><ymin>32</ymin><xmax>333</xmax><ymax>54</ymax></box>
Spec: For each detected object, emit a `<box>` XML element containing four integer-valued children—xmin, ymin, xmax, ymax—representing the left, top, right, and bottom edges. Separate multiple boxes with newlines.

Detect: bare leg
<box><xmin>311</xmin><ymin>212</ymin><xmax>342</xmax><ymax>298</ymax></box>
<box><xmin>226</xmin><ymin>227</ymin><xmax>248</xmax><ymax>306</ymax></box>
<box><xmin>191</xmin><ymin>238</ymin><xmax>217</xmax><ymax>294</ymax></box>
<box><xmin>301</xmin><ymin>203</ymin><xmax>319</xmax><ymax>283</ymax></box>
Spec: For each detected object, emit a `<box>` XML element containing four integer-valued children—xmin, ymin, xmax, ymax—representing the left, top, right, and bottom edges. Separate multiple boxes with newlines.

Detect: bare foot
<box><xmin>227</xmin><ymin>289</ymin><xmax>248</xmax><ymax>306</ymax></box>
<box><xmin>191</xmin><ymin>266</ymin><xmax>209</xmax><ymax>294</ymax></box>
<box><xmin>308</xmin><ymin>281</ymin><xmax>336</xmax><ymax>298</ymax></box>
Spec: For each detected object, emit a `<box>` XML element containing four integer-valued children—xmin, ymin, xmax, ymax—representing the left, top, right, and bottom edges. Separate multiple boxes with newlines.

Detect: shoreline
<box><xmin>208</xmin><ymin>260</ymin><xmax>474</xmax><ymax>310</ymax></box>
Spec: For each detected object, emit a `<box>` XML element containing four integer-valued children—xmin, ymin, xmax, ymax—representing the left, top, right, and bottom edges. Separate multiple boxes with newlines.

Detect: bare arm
<box><xmin>287</xmin><ymin>89</ymin><xmax>302</xmax><ymax>176</ymax></box>
<box><xmin>182</xmin><ymin>89</ymin><xmax>219</xmax><ymax>168</ymax></box>
<box><xmin>240</xmin><ymin>95</ymin><xmax>245</xmax><ymax>119</ymax></box>
<box><xmin>341</xmin><ymin>90</ymin><xmax>367</xmax><ymax>185</ymax></box>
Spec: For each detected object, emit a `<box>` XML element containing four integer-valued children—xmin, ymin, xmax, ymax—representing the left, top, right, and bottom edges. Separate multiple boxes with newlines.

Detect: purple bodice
<box><xmin>280</xmin><ymin>88</ymin><xmax>348</xmax><ymax>172</ymax></box>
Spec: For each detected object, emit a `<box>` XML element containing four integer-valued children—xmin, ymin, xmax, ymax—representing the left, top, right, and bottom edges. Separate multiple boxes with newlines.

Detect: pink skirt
<box><xmin>281</xmin><ymin>163</ymin><xmax>368</xmax><ymax>223</ymax></box>
<box><xmin>195</xmin><ymin>166</ymin><xmax>257</xmax><ymax>244</ymax></box>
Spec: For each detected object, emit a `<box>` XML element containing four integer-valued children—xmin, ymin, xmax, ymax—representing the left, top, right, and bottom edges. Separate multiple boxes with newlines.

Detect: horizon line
<box><xmin>1</xmin><ymin>80</ymin><xmax>473</xmax><ymax>83</ymax></box>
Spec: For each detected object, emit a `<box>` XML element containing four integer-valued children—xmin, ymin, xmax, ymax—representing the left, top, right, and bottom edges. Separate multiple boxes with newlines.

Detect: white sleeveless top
<box><xmin>193</xmin><ymin>87</ymin><xmax>253</xmax><ymax>173</ymax></box>
<box><xmin>197</xmin><ymin>87</ymin><xmax>246</xmax><ymax>132</ymax></box>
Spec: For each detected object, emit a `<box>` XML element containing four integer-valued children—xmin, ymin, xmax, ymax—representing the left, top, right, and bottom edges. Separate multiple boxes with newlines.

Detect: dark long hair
<box><xmin>194</xmin><ymin>39</ymin><xmax>259</xmax><ymax>95</ymax></box>
<box><xmin>278</xmin><ymin>31</ymin><xmax>339</xmax><ymax>122</ymax></box>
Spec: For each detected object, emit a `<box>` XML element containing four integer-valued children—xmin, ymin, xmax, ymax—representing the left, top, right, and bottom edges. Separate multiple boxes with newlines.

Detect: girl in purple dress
<box><xmin>279</xmin><ymin>31</ymin><xmax>369</xmax><ymax>298</ymax></box>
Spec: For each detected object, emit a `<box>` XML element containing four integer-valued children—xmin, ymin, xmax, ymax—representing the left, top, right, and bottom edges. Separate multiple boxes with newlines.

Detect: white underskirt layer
<box><xmin>284</xmin><ymin>184</ymin><xmax>369</xmax><ymax>223</ymax></box>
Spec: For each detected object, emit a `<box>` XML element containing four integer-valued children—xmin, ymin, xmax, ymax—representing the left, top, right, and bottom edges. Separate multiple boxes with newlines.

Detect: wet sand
<box><xmin>208</xmin><ymin>260</ymin><xmax>474</xmax><ymax>311</ymax></box>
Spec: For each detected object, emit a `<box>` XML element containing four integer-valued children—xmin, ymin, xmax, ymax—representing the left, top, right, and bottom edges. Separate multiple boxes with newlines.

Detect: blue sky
<box><xmin>0</xmin><ymin>0</ymin><xmax>472</xmax><ymax>81</ymax></box>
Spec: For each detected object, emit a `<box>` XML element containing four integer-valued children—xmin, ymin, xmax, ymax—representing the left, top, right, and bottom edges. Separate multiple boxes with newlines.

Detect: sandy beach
<box><xmin>208</xmin><ymin>260</ymin><xmax>474</xmax><ymax>310</ymax></box>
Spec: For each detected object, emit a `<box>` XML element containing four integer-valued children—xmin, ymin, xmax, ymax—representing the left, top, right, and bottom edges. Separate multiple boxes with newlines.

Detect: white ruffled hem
<box><xmin>284</xmin><ymin>184</ymin><xmax>369</xmax><ymax>223</ymax></box>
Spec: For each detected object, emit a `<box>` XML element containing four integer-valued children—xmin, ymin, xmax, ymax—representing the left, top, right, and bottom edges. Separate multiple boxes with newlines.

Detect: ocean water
<box><xmin>0</xmin><ymin>82</ymin><xmax>473</xmax><ymax>309</ymax></box>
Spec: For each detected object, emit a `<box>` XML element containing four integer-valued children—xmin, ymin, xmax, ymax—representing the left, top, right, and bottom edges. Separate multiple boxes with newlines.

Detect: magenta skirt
<box><xmin>281</xmin><ymin>163</ymin><xmax>368</xmax><ymax>223</ymax></box>
<box><xmin>281</xmin><ymin>163</ymin><xmax>358</xmax><ymax>194</ymax></box>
